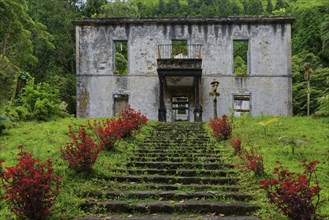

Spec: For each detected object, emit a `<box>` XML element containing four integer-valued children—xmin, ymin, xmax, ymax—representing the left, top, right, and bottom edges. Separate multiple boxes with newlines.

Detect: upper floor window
<box><xmin>233</xmin><ymin>40</ymin><xmax>249</xmax><ymax>77</ymax></box>
<box><xmin>172</xmin><ymin>40</ymin><xmax>188</xmax><ymax>58</ymax></box>
<box><xmin>114</xmin><ymin>40</ymin><xmax>128</xmax><ymax>75</ymax></box>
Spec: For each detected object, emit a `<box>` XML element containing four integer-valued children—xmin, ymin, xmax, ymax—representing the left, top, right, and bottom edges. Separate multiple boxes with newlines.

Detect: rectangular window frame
<box><xmin>233</xmin><ymin>93</ymin><xmax>251</xmax><ymax>116</ymax></box>
<box><xmin>113</xmin><ymin>94</ymin><xmax>129</xmax><ymax>116</ymax></box>
<box><xmin>113</xmin><ymin>40</ymin><xmax>129</xmax><ymax>75</ymax></box>
<box><xmin>233</xmin><ymin>39</ymin><xmax>250</xmax><ymax>77</ymax></box>
<box><xmin>171</xmin><ymin>39</ymin><xmax>188</xmax><ymax>59</ymax></box>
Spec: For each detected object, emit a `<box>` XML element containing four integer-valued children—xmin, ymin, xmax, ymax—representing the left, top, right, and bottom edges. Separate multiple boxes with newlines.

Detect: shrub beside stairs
<box><xmin>76</xmin><ymin>122</ymin><xmax>260</xmax><ymax>219</ymax></box>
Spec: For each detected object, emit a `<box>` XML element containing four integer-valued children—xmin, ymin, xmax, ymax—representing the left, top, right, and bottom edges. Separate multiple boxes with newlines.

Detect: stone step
<box><xmin>145</xmin><ymin>134</ymin><xmax>209</xmax><ymax>137</ymax></box>
<box><xmin>149</xmin><ymin>136</ymin><xmax>209</xmax><ymax>140</ymax></box>
<box><xmin>134</xmin><ymin>152</ymin><xmax>222</xmax><ymax>158</ymax></box>
<box><xmin>129</xmin><ymin>156</ymin><xmax>222</xmax><ymax>163</ymax></box>
<box><xmin>74</xmin><ymin>215</ymin><xmax>260</xmax><ymax>220</ymax></box>
<box><xmin>126</xmin><ymin>161</ymin><xmax>235</xmax><ymax>169</ymax></box>
<box><xmin>152</xmin><ymin>124</ymin><xmax>204</xmax><ymax>128</ymax></box>
<box><xmin>75</xmin><ymin>122</ymin><xmax>260</xmax><ymax>219</ymax></box>
<box><xmin>140</xmin><ymin>144</ymin><xmax>212</xmax><ymax>148</ymax></box>
<box><xmin>142</xmin><ymin>140</ymin><xmax>211</xmax><ymax>144</ymax></box>
<box><xmin>106</xmin><ymin>175</ymin><xmax>238</xmax><ymax>185</ymax></box>
<box><xmin>85</xmin><ymin>190</ymin><xmax>253</xmax><ymax>201</ymax></box>
<box><xmin>110</xmin><ymin>168</ymin><xmax>235</xmax><ymax>177</ymax></box>
<box><xmin>148</xmin><ymin>130</ymin><xmax>208</xmax><ymax>133</ymax></box>
<box><xmin>81</xmin><ymin>200</ymin><xmax>260</xmax><ymax>216</ymax></box>
<box><xmin>112</xmin><ymin>183</ymin><xmax>243</xmax><ymax>192</ymax></box>
<box><xmin>153</xmin><ymin>127</ymin><xmax>205</xmax><ymax>131</ymax></box>
<box><xmin>139</xmin><ymin>144</ymin><xmax>213</xmax><ymax>149</ymax></box>
<box><xmin>135</xmin><ymin>149</ymin><xmax>222</xmax><ymax>154</ymax></box>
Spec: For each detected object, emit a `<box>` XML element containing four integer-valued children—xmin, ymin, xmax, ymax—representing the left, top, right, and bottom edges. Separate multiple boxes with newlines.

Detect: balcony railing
<box><xmin>157</xmin><ymin>44</ymin><xmax>202</xmax><ymax>59</ymax></box>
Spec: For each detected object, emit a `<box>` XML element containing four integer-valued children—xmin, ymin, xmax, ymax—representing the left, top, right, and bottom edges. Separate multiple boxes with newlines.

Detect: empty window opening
<box><xmin>114</xmin><ymin>41</ymin><xmax>128</xmax><ymax>75</ymax></box>
<box><xmin>233</xmin><ymin>40</ymin><xmax>248</xmax><ymax>77</ymax></box>
<box><xmin>113</xmin><ymin>94</ymin><xmax>128</xmax><ymax>115</ymax></box>
<box><xmin>172</xmin><ymin>40</ymin><xmax>188</xmax><ymax>58</ymax></box>
<box><xmin>172</xmin><ymin>96</ymin><xmax>189</xmax><ymax>121</ymax></box>
<box><xmin>233</xmin><ymin>94</ymin><xmax>250</xmax><ymax>117</ymax></box>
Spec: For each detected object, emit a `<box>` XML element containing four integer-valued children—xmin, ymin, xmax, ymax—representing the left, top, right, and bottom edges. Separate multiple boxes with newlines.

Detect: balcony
<box><xmin>157</xmin><ymin>44</ymin><xmax>202</xmax><ymax>70</ymax></box>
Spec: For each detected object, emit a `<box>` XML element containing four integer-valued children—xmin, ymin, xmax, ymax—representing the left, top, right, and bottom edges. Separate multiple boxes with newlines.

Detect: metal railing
<box><xmin>157</xmin><ymin>44</ymin><xmax>202</xmax><ymax>59</ymax></box>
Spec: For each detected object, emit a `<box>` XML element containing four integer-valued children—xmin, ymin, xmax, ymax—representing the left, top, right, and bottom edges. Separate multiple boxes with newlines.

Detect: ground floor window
<box><xmin>233</xmin><ymin>94</ymin><xmax>250</xmax><ymax>116</ymax></box>
<box><xmin>113</xmin><ymin>94</ymin><xmax>128</xmax><ymax>115</ymax></box>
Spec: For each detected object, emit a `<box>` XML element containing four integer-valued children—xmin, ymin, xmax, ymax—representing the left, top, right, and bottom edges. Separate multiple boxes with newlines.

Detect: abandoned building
<box><xmin>74</xmin><ymin>16</ymin><xmax>294</xmax><ymax>121</ymax></box>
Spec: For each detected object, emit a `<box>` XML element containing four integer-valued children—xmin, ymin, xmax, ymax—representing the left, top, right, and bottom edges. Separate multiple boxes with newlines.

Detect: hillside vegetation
<box><xmin>0</xmin><ymin>116</ymin><xmax>328</xmax><ymax>218</ymax></box>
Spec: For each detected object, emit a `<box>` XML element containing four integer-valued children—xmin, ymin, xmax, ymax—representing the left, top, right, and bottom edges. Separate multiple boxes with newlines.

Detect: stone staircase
<box><xmin>76</xmin><ymin>122</ymin><xmax>260</xmax><ymax>219</ymax></box>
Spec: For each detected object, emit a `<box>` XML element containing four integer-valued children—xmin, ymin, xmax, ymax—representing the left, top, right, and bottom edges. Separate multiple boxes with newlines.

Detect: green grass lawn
<box><xmin>222</xmin><ymin>115</ymin><xmax>329</xmax><ymax>219</ymax></box>
<box><xmin>0</xmin><ymin>116</ymin><xmax>328</xmax><ymax>219</ymax></box>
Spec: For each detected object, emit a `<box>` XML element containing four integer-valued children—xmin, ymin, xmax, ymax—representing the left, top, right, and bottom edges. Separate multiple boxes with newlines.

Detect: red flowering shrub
<box><xmin>259</xmin><ymin>160</ymin><xmax>321</xmax><ymax>220</ymax></box>
<box><xmin>121</xmin><ymin>106</ymin><xmax>148</xmax><ymax>136</ymax></box>
<box><xmin>230</xmin><ymin>138</ymin><xmax>243</xmax><ymax>155</ymax></box>
<box><xmin>61</xmin><ymin>125</ymin><xmax>103</xmax><ymax>172</ymax></box>
<box><xmin>244</xmin><ymin>147</ymin><xmax>264</xmax><ymax>176</ymax></box>
<box><xmin>237</xmin><ymin>146</ymin><xmax>265</xmax><ymax>176</ymax></box>
<box><xmin>208</xmin><ymin>114</ymin><xmax>232</xmax><ymax>140</ymax></box>
<box><xmin>90</xmin><ymin>107</ymin><xmax>148</xmax><ymax>150</ymax></box>
<box><xmin>90</xmin><ymin>118</ymin><xmax>125</xmax><ymax>150</ymax></box>
<box><xmin>0</xmin><ymin>145</ymin><xmax>61</xmax><ymax>220</ymax></box>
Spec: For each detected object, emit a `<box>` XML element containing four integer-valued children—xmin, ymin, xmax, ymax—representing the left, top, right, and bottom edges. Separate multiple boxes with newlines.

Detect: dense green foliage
<box><xmin>3</xmin><ymin>79</ymin><xmax>69</xmax><ymax>122</ymax></box>
<box><xmin>0</xmin><ymin>0</ymin><xmax>328</xmax><ymax>127</ymax></box>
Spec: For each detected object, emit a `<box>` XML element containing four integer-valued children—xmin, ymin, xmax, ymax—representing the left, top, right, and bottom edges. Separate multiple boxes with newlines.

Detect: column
<box><xmin>193</xmin><ymin>76</ymin><xmax>202</xmax><ymax>121</ymax></box>
<box><xmin>158</xmin><ymin>75</ymin><xmax>166</xmax><ymax>121</ymax></box>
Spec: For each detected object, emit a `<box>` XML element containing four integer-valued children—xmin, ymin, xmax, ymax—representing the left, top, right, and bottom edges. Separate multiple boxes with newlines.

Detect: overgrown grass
<box><xmin>219</xmin><ymin>115</ymin><xmax>329</xmax><ymax>219</ymax></box>
<box><xmin>0</xmin><ymin>117</ymin><xmax>155</xmax><ymax>219</ymax></box>
<box><xmin>0</xmin><ymin>116</ymin><xmax>328</xmax><ymax>219</ymax></box>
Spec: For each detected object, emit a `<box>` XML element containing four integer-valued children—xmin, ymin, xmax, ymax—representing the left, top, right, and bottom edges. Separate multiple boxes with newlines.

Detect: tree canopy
<box><xmin>0</xmin><ymin>0</ymin><xmax>328</xmax><ymax>116</ymax></box>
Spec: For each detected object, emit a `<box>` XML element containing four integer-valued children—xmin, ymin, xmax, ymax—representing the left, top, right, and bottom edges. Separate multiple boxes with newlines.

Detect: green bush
<box><xmin>0</xmin><ymin>107</ymin><xmax>17</xmax><ymax>134</ymax></box>
<box><xmin>9</xmin><ymin>80</ymin><xmax>69</xmax><ymax>121</ymax></box>
<box><xmin>316</xmin><ymin>95</ymin><xmax>329</xmax><ymax>116</ymax></box>
<box><xmin>0</xmin><ymin>113</ymin><xmax>6</xmax><ymax>134</ymax></box>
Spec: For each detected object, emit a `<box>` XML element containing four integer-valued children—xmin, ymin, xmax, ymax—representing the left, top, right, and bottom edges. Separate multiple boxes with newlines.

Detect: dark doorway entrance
<box><xmin>157</xmin><ymin>44</ymin><xmax>203</xmax><ymax>122</ymax></box>
<box><xmin>172</xmin><ymin>96</ymin><xmax>189</xmax><ymax>121</ymax></box>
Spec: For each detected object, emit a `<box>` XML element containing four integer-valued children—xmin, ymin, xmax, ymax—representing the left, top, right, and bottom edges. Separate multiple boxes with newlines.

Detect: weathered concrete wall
<box><xmin>75</xmin><ymin>17</ymin><xmax>293</xmax><ymax>120</ymax></box>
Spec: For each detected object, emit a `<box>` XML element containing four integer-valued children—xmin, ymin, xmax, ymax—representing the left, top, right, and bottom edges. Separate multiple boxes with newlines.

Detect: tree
<box><xmin>167</xmin><ymin>0</ymin><xmax>182</xmax><ymax>16</ymax></box>
<box><xmin>100</xmin><ymin>0</ymin><xmax>139</xmax><ymax>18</ymax></box>
<box><xmin>134</xmin><ymin>0</ymin><xmax>158</xmax><ymax>17</ymax></box>
<box><xmin>216</xmin><ymin>0</ymin><xmax>242</xmax><ymax>16</ymax></box>
<box><xmin>0</xmin><ymin>0</ymin><xmax>53</xmax><ymax>104</ymax></box>
<box><xmin>266</xmin><ymin>0</ymin><xmax>273</xmax><ymax>14</ymax></box>
<box><xmin>82</xmin><ymin>0</ymin><xmax>107</xmax><ymax>17</ymax></box>
<box><xmin>26</xmin><ymin>0</ymin><xmax>81</xmax><ymax>114</ymax></box>
<box><xmin>274</xmin><ymin>0</ymin><xmax>288</xmax><ymax>11</ymax></box>
<box><xmin>246</xmin><ymin>0</ymin><xmax>263</xmax><ymax>15</ymax></box>
<box><xmin>0</xmin><ymin>55</ymin><xmax>19</xmax><ymax>105</ymax></box>
<box><xmin>320</xmin><ymin>16</ymin><xmax>329</xmax><ymax>64</ymax></box>
<box><xmin>292</xmin><ymin>52</ymin><xmax>329</xmax><ymax>115</ymax></box>
<box><xmin>291</xmin><ymin>6</ymin><xmax>325</xmax><ymax>56</ymax></box>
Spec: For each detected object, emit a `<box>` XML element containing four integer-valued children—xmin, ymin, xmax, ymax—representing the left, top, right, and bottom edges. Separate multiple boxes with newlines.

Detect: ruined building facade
<box><xmin>75</xmin><ymin>16</ymin><xmax>294</xmax><ymax>121</ymax></box>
